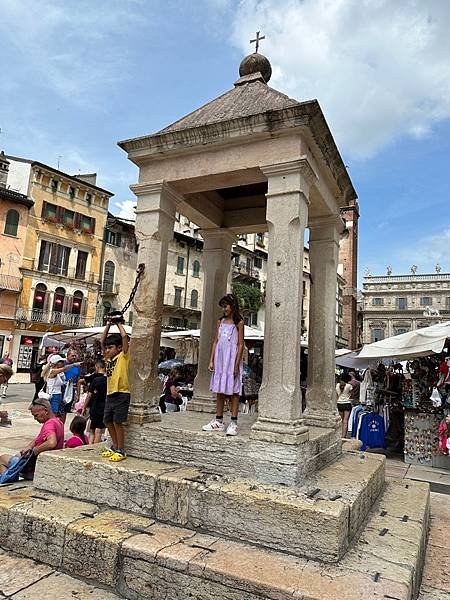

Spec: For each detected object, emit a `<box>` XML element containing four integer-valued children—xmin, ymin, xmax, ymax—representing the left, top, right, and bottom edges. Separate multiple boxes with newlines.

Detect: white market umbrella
<box><xmin>358</xmin><ymin>321</ymin><xmax>450</xmax><ymax>361</ymax></box>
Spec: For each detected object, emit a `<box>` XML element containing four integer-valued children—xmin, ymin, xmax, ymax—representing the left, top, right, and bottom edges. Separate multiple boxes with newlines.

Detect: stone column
<box><xmin>303</xmin><ymin>215</ymin><xmax>342</xmax><ymax>429</ymax></box>
<box><xmin>127</xmin><ymin>182</ymin><xmax>181</xmax><ymax>424</ymax></box>
<box><xmin>251</xmin><ymin>160</ymin><xmax>313</xmax><ymax>445</ymax></box>
<box><xmin>189</xmin><ymin>228</ymin><xmax>235</xmax><ymax>413</ymax></box>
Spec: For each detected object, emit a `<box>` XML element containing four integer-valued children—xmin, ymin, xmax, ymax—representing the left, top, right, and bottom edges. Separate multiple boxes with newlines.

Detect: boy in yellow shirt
<box><xmin>100</xmin><ymin>319</ymin><xmax>130</xmax><ymax>462</ymax></box>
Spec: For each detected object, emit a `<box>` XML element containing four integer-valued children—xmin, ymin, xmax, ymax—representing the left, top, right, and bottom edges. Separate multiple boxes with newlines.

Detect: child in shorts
<box><xmin>100</xmin><ymin>320</ymin><xmax>130</xmax><ymax>462</ymax></box>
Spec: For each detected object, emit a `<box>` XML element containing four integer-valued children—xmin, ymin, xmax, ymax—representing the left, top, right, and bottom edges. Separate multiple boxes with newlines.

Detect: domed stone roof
<box><xmin>239</xmin><ymin>53</ymin><xmax>272</xmax><ymax>83</ymax></box>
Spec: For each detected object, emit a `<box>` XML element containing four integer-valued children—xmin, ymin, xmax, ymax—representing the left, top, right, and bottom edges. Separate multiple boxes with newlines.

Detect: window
<box><xmin>176</xmin><ymin>257</ymin><xmax>184</xmax><ymax>275</ymax></box>
<box><xmin>105</xmin><ymin>229</ymin><xmax>122</xmax><ymax>246</ymax></box>
<box><xmin>52</xmin><ymin>287</ymin><xmax>66</xmax><ymax>322</ymax></box>
<box><xmin>447</xmin><ymin>298</ymin><xmax>450</xmax><ymax>309</ymax></box>
<box><xmin>86</xmin><ymin>193</ymin><xmax>92</xmax><ymax>205</ymax></box>
<box><xmin>238</xmin><ymin>234</ymin><xmax>247</xmax><ymax>242</ymax></box>
<box><xmin>72</xmin><ymin>291</ymin><xmax>83</xmax><ymax>315</ymax></box>
<box><xmin>37</xmin><ymin>240</ymin><xmax>70</xmax><ymax>276</ymax></box>
<box><xmin>372</xmin><ymin>297</ymin><xmax>384</xmax><ymax>306</ymax></box>
<box><xmin>33</xmin><ymin>283</ymin><xmax>47</xmax><ymax>310</ymax></box>
<box><xmin>254</xmin><ymin>257</ymin><xmax>263</xmax><ymax>269</ymax></box>
<box><xmin>80</xmin><ymin>214</ymin><xmax>95</xmax><ymax>233</ymax></box>
<box><xmin>420</xmin><ymin>297</ymin><xmax>432</xmax><ymax>306</ymax></box>
<box><xmin>190</xmin><ymin>289</ymin><xmax>199</xmax><ymax>308</ymax></box>
<box><xmin>51</xmin><ymin>179</ymin><xmax>58</xmax><ymax>193</ymax></box>
<box><xmin>256</xmin><ymin>233</ymin><xmax>265</xmax><ymax>247</ymax></box>
<box><xmin>371</xmin><ymin>328</ymin><xmax>384</xmax><ymax>342</ymax></box>
<box><xmin>338</xmin><ymin>303</ymin><xmax>344</xmax><ymax>317</ymax></box>
<box><xmin>251</xmin><ymin>312</ymin><xmax>258</xmax><ymax>326</ymax></box>
<box><xmin>397</xmin><ymin>297</ymin><xmax>407</xmax><ymax>310</ymax></box>
<box><xmin>75</xmin><ymin>251</ymin><xmax>88</xmax><ymax>279</ymax></box>
<box><xmin>69</xmin><ymin>186</ymin><xmax>76</xmax><ymax>199</ymax></box>
<box><xmin>234</xmin><ymin>254</ymin><xmax>240</xmax><ymax>267</ymax></box>
<box><xmin>63</xmin><ymin>209</ymin><xmax>75</xmax><ymax>227</ymax></box>
<box><xmin>246</xmin><ymin>257</ymin><xmax>251</xmax><ymax>273</ymax></box>
<box><xmin>42</xmin><ymin>202</ymin><xmax>57</xmax><ymax>221</ymax></box>
<box><xmin>394</xmin><ymin>327</ymin><xmax>409</xmax><ymax>336</ymax></box>
<box><xmin>103</xmin><ymin>261</ymin><xmax>115</xmax><ymax>292</ymax></box>
<box><xmin>4</xmin><ymin>209</ymin><xmax>19</xmax><ymax>236</ymax></box>
<box><xmin>174</xmin><ymin>287</ymin><xmax>183</xmax><ymax>307</ymax></box>
<box><xmin>192</xmin><ymin>260</ymin><xmax>200</xmax><ymax>278</ymax></box>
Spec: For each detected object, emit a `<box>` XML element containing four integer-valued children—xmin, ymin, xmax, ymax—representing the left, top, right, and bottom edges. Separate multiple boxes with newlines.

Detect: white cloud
<box><xmin>114</xmin><ymin>200</ymin><xmax>136</xmax><ymax>220</ymax></box>
<box><xmin>0</xmin><ymin>0</ymin><xmax>143</xmax><ymax>105</ymax></box>
<box><xmin>230</xmin><ymin>0</ymin><xmax>450</xmax><ymax>159</ymax></box>
<box><xmin>398</xmin><ymin>228</ymin><xmax>450</xmax><ymax>273</ymax></box>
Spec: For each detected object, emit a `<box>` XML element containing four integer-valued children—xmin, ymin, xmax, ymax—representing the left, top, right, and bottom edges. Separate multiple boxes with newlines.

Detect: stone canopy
<box><xmin>118</xmin><ymin>51</ymin><xmax>358</xmax><ymax>475</ymax></box>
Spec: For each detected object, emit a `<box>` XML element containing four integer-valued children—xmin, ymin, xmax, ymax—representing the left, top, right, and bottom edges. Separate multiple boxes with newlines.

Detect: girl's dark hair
<box><xmin>70</xmin><ymin>415</ymin><xmax>87</xmax><ymax>437</ymax></box>
<box><xmin>340</xmin><ymin>373</ymin><xmax>351</xmax><ymax>384</ymax></box>
<box><xmin>219</xmin><ymin>294</ymin><xmax>243</xmax><ymax>326</ymax></box>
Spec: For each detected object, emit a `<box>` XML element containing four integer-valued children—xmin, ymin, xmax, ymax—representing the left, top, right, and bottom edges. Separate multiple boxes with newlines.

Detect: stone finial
<box><xmin>386</xmin><ymin>265</ymin><xmax>392</xmax><ymax>276</ymax></box>
<box><xmin>411</xmin><ymin>265</ymin><xmax>417</xmax><ymax>274</ymax></box>
<box><xmin>364</xmin><ymin>267</ymin><xmax>372</xmax><ymax>278</ymax></box>
<box><xmin>436</xmin><ymin>263</ymin><xmax>442</xmax><ymax>273</ymax></box>
<box><xmin>239</xmin><ymin>53</ymin><xmax>272</xmax><ymax>83</ymax></box>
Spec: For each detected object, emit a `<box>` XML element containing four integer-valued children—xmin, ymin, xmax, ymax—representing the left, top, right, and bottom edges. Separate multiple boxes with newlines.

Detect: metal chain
<box><xmin>120</xmin><ymin>263</ymin><xmax>145</xmax><ymax>315</ymax></box>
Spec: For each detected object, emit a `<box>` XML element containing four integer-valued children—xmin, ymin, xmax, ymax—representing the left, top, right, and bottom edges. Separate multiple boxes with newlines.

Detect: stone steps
<box><xmin>0</xmin><ymin>478</ymin><xmax>430</xmax><ymax>600</ymax></box>
<box><xmin>33</xmin><ymin>446</ymin><xmax>385</xmax><ymax>562</ymax></box>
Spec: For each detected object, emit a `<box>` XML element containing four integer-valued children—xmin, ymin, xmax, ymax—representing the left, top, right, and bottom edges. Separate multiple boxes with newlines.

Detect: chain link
<box><xmin>120</xmin><ymin>263</ymin><xmax>145</xmax><ymax>315</ymax></box>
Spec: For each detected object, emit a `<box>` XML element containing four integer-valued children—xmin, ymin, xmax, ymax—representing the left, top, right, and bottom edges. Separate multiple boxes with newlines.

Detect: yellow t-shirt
<box><xmin>106</xmin><ymin>351</ymin><xmax>130</xmax><ymax>395</ymax></box>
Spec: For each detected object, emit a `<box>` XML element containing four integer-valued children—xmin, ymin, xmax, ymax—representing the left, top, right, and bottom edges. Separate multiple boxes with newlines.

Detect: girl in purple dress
<box><xmin>203</xmin><ymin>294</ymin><xmax>245</xmax><ymax>436</ymax></box>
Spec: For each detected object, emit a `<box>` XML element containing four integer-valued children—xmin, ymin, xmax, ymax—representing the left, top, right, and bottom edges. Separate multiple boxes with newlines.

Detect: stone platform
<box><xmin>0</xmin><ymin>473</ymin><xmax>429</xmax><ymax>600</ymax></box>
<box><xmin>124</xmin><ymin>412</ymin><xmax>341</xmax><ymax>485</ymax></box>
<box><xmin>33</xmin><ymin>447</ymin><xmax>385</xmax><ymax>562</ymax></box>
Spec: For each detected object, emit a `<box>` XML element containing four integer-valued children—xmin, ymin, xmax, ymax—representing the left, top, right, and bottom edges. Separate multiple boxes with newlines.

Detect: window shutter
<box><xmin>90</xmin><ymin>217</ymin><xmax>96</xmax><ymax>234</ymax></box>
<box><xmin>55</xmin><ymin>206</ymin><xmax>64</xmax><ymax>223</ymax></box>
<box><xmin>74</xmin><ymin>212</ymin><xmax>81</xmax><ymax>229</ymax></box>
<box><xmin>41</xmin><ymin>202</ymin><xmax>47</xmax><ymax>218</ymax></box>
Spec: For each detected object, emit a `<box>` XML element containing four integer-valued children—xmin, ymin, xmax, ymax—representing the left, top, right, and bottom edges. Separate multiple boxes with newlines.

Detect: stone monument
<box><xmin>0</xmin><ymin>47</ymin><xmax>430</xmax><ymax>600</ymax></box>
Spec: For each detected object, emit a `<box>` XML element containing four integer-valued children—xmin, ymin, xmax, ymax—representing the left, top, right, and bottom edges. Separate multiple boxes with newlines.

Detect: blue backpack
<box><xmin>0</xmin><ymin>450</ymin><xmax>36</xmax><ymax>485</ymax></box>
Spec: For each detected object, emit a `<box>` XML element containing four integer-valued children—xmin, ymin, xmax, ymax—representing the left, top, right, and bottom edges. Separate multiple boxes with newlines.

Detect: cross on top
<box><xmin>250</xmin><ymin>31</ymin><xmax>265</xmax><ymax>53</ymax></box>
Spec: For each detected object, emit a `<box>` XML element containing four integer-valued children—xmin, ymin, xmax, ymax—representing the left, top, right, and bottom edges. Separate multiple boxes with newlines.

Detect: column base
<box><xmin>127</xmin><ymin>404</ymin><xmax>161</xmax><ymax>425</ymax></box>
<box><xmin>250</xmin><ymin>417</ymin><xmax>309</xmax><ymax>445</ymax></box>
<box><xmin>302</xmin><ymin>408</ymin><xmax>341</xmax><ymax>430</ymax></box>
<box><xmin>187</xmin><ymin>393</ymin><xmax>217</xmax><ymax>413</ymax></box>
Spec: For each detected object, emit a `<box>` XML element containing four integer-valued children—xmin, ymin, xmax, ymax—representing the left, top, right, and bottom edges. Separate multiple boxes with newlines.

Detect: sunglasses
<box><xmin>31</xmin><ymin>400</ymin><xmax>48</xmax><ymax>408</ymax></box>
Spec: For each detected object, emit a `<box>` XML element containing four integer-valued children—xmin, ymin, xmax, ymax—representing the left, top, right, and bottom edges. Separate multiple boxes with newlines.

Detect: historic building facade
<box><xmin>361</xmin><ymin>270</ymin><xmax>450</xmax><ymax>344</ymax></box>
<box><xmin>0</xmin><ymin>152</ymin><xmax>34</xmax><ymax>359</ymax></box>
<box><xmin>5</xmin><ymin>155</ymin><xmax>112</xmax><ymax>371</ymax></box>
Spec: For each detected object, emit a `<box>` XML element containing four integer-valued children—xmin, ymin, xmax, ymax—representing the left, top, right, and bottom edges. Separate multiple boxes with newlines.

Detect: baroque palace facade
<box><xmin>361</xmin><ymin>269</ymin><xmax>450</xmax><ymax>344</ymax></box>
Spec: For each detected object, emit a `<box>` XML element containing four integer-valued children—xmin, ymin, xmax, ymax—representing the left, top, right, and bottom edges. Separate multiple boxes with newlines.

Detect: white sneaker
<box><xmin>202</xmin><ymin>419</ymin><xmax>225</xmax><ymax>432</ymax></box>
<box><xmin>226</xmin><ymin>421</ymin><xmax>238</xmax><ymax>436</ymax></box>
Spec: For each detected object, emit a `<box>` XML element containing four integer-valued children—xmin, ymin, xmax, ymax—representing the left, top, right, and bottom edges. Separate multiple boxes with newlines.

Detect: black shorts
<box><xmin>104</xmin><ymin>392</ymin><xmax>130</xmax><ymax>424</ymax></box>
<box><xmin>337</xmin><ymin>402</ymin><xmax>352</xmax><ymax>413</ymax></box>
<box><xmin>89</xmin><ymin>412</ymin><xmax>106</xmax><ymax>431</ymax></box>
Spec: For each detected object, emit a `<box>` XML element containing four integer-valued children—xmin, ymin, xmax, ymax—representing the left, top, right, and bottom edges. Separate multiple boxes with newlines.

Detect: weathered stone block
<box><xmin>6</xmin><ymin>495</ymin><xmax>97</xmax><ymax>567</ymax></box>
<box><xmin>0</xmin><ymin>483</ymin><xmax>36</xmax><ymax>543</ymax></box>
<box><xmin>34</xmin><ymin>446</ymin><xmax>177</xmax><ymax>516</ymax></box>
<box><xmin>63</xmin><ymin>510</ymin><xmax>154</xmax><ymax>586</ymax></box>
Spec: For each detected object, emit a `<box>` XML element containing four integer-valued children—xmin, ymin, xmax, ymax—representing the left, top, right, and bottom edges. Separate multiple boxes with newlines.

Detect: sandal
<box><xmin>109</xmin><ymin>451</ymin><xmax>126</xmax><ymax>462</ymax></box>
<box><xmin>101</xmin><ymin>448</ymin><xmax>115</xmax><ymax>458</ymax></box>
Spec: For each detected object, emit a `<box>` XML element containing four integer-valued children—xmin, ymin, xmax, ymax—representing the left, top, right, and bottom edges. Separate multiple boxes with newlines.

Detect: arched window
<box><xmin>190</xmin><ymin>289</ymin><xmax>199</xmax><ymax>308</ymax></box>
<box><xmin>52</xmin><ymin>287</ymin><xmax>66</xmax><ymax>323</ymax></box>
<box><xmin>4</xmin><ymin>209</ymin><xmax>19</xmax><ymax>236</ymax></box>
<box><xmin>103</xmin><ymin>260</ymin><xmax>115</xmax><ymax>293</ymax></box>
<box><xmin>33</xmin><ymin>283</ymin><xmax>47</xmax><ymax>309</ymax></box>
<box><xmin>192</xmin><ymin>260</ymin><xmax>200</xmax><ymax>278</ymax></box>
<box><xmin>71</xmin><ymin>291</ymin><xmax>83</xmax><ymax>315</ymax></box>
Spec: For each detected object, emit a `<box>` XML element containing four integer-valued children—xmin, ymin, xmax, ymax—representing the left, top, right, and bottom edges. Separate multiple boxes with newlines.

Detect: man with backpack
<box><xmin>0</xmin><ymin>398</ymin><xmax>64</xmax><ymax>483</ymax></box>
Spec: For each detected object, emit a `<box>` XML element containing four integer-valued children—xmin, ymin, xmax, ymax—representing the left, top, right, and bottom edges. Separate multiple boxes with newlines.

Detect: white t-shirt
<box><xmin>46</xmin><ymin>373</ymin><xmax>65</xmax><ymax>395</ymax></box>
<box><xmin>336</xmin><ymin>382</ymin><xmax>352</xmax><ymax>404</ymax></box>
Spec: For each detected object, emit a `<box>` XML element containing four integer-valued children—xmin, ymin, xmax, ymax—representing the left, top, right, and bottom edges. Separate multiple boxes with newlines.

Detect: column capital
<box><xmin>309</xmin><ymin>214</ymin><xmax>345</xmax><ymax>237</ymax></box>
<box><xmin>261</xmin><ymin>158</ymin><xmax>317</xmax><ymax>183</ymax></box>
<box><xmin>131</xmin><ymin>181</ymin><xmax>182</xmax><ymax>211</ymax></box>
<box><xmin>199</xmin><ymin>228</ymin><xmax>237</xmax><ymax>249</ymax></box>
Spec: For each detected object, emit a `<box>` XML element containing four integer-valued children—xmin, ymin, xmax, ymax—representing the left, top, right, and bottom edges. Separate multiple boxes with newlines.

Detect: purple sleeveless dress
<box><xmin>210</xmin><ymin>321</ymin><xmax>243</xmax><ymax>396</ymax></box>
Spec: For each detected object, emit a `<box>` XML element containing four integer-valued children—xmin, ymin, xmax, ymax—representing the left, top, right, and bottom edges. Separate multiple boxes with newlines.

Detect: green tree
<box><xmin>232</xmin><ymin>282</ymin><xmax>263</xmax><ymax>312</ymax></box>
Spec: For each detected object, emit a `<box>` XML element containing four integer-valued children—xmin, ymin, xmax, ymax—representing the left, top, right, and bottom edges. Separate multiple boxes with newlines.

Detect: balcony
<box><xmin>0</xmin><ymin>274</ymin><xmax>21</xmax><ymax>292</ymax></box>
<box><xmin>100</xmin><ymin>282</ymin><xmax>120</xmax><ymax>295</ymax></box>
<box><xmin>15</xmin><ymin>308</ymin><xmax>86</xmax><ymax>327</ymax></box>
<box><xmin>233</xmin><ymin>262</ymin><xmax>260</xmax><ymax>280</ymax></box>
<box><xmin>164</xmin><ymin>294</ymin><xmax>202</xmax><ymax>312</ymax></box>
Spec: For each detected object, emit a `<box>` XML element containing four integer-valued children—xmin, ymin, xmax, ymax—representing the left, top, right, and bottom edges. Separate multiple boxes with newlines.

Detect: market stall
<box><xmin>355</xmin><ymin>322</ymin><xmax>450</xmax><ymax>468</ymax></box>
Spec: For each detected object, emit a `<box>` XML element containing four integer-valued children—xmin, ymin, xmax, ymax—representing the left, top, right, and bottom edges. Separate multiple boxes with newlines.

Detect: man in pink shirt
<box><xmin>0</xmin><ymin>399</ymin><xmax>64</xmax><ymax>477</ymax></box>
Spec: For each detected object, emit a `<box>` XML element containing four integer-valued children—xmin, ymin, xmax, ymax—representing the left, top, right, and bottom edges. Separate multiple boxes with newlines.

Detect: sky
<box><xmin>1</xmin><ymin>0</ymin><xmax>450</xmax><ymax>280</ymax></box>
